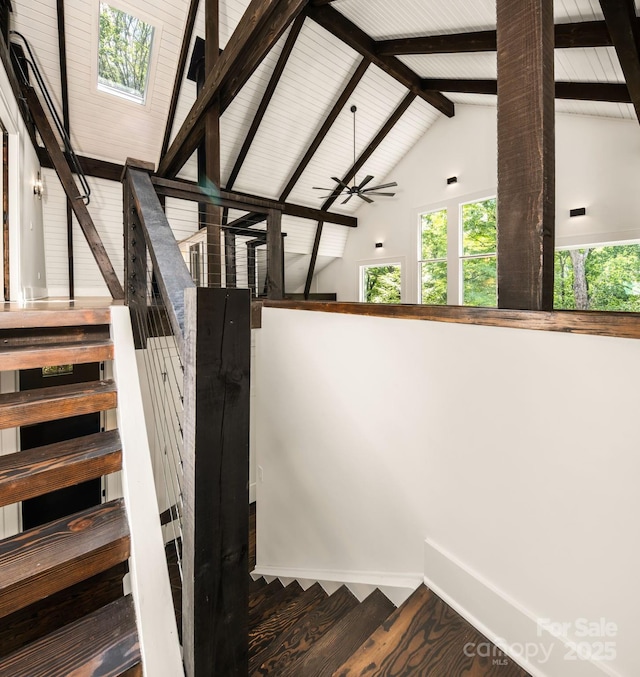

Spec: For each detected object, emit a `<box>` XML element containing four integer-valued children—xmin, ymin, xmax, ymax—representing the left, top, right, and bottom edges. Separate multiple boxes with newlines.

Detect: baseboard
<box><xmin>251</xmin><ymin>564</ymin><xmax>422</xmax><ymax>606</ymax></box>
<box><xmin>249</xmin><ymin>482</ymin><xmax>256</xmax><ymax>504</ymax></box>
<box><xmin>423</xmin><ymin>539</ymin><xmax>622</xmax><ymax>677</ymax></box>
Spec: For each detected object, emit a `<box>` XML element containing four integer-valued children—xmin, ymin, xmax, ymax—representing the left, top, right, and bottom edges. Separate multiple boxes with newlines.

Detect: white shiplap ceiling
<box><xmin>10</xmin><ymin>0</ymin><xmax>640</xmax><ymax>256</ymax></box>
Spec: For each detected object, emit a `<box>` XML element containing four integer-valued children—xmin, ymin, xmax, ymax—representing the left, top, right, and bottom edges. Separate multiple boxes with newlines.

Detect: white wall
<box><xmin>0</xmin><ymin>54</ymin><xmax>46</xmax><ymax>301</ymax></box>
<box><xmin>255</xmin><ymin>307</ymin><xmax>640</xmax><ymax>677</ymax></box>
<box><xmin>317</xmin><ymin>105</ymin><xmax>640</xmax><ymax>301</ymax></box>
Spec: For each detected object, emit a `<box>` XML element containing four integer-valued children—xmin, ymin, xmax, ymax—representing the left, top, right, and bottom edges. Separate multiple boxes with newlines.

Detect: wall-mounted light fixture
<box><xmin>33</xmin><ymin>172</ymin><xmax>43</xmax><ymax>199</ymax></box>
<box><xmin>570</xmin><ymin>207</ymin><xmax>586</xmax><ymax>217</ymax></box>
<box><xmin>375</xmin><ymin>242</ymin><xmax>383</xmax><ymax>248</ymax></box>
<box><xmin>447</xmin><ymin>176</ymin><xmax>458</xmax><ymax>185</ymax></box>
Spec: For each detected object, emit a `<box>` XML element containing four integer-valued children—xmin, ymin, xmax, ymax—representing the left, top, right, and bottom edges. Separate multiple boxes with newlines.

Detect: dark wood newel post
<box><xmin>266</xmin><ymin>208</ymin><xmax>284</xmax><ymax>299</ymax></box>
<box><xmin>122</xmin><ymin>158</ymin><xmax>154</xmax><ymax>348</ymax></box>
<box><xmin>183</xmin><ymin>286</ymin><xmax>250</xmax><ymax>677</ymax></box>
<box><xmin>496</xmin><ymin>0</ymin><xmax>555</xmax><ymax>310</ymax></box>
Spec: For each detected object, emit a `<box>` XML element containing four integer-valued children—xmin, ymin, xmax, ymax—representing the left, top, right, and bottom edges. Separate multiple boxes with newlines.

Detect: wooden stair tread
<box><xmin>293</xmin><ymin>588</ymin><xmax>396</xmax><ymax>677</ymax></box>
<box><xmin>249</xmin><ymin>577</ymin><xmax>267</xmax><ymax>595</ymax></box>
<box><xmin>254</xmin><ymin>585</ymin><xmax>359</xmax><ymax>676</ymax></box>
<box><xmin>0</xmin><ymin>379</ymin><xmax>117</xmax><ymax>430</ymax></box>
<box><xmin>0</xmin><ymin>308</ymin><xmax>111</xmax><ymax>330</ymax></box>
<box><xmin>249</xmin><ymin>582</ymin><xmax>327</xmax><ymax>661</ymax></box>
<box><xmin>0</xmin><ymin>430</ymin><xmax>122</xmax><ymax>508</ymax></box>
<box><xmin>0</xmin><ymin>498</ymin><xmax>130</xmax><ymax>618</ymax></box>
<box><xmin>250</xmin><ymin>581</ymin><xmax>304</xmax><ymax>629</ymax></box>
<box><xmin>0</xmin><ymin>339</ymin><xmax>113</xmax><ymax>371</ymax></box>
<box><xmin>249</xmin><ymin>579</ymin><xmax>284</xmax><ymax>615</ymax></box>
<box><xmin>0</xmin><ymin>594</ymin><xmax>140</xmax><ymax>676</ymax></box>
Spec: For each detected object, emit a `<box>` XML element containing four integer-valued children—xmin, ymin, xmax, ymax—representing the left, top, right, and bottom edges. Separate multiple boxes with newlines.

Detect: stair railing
<box><xmin>10</xmin><ymin>30</ymin><xmax>90</xmax><ymax>204</ymax></box>
<box><xmin>122</xmin><ymin>158</ymin><xmax>251</xmax><ymax>677</ymax></box>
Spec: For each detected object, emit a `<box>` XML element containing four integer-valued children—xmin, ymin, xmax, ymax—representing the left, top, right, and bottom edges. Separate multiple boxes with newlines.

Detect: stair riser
<box><xmin>0</xmin><ymin>537</ymin><xmax>130</xmax><ymax>619</ymax></box>
<box><xmin>0</xmin><ymin>450</ymin><xmax>121</xmax><ymax>508</ymax></box>
<box><xmin>0</xmin><ymin>343</ymin><xmax>113</xmax><ymax>372</ymax></box>
<box><xmin>0</xmin><ymin>390</ymin><xmax>117</xmax><ymax>430</ymax></box>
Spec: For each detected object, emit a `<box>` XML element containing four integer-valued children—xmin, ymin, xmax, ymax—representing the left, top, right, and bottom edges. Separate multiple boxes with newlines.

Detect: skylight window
<box><xmin>98</xmin><ymin>3</ymin><xmax>154</xmax><ymax>104</ymax></box>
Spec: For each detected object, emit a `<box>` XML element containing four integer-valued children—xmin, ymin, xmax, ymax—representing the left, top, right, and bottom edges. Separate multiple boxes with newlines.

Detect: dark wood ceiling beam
<box><xmin>307</xmin><ymin>4</ymin><xmax>454</xmax><ymax>117</ymax></box>
<box><xmin>279</xmin><ymin>56</ymin><xmax>370</xmax><ymax>202</ymax></box>
<box><xmin>304</xmin><ymin>91</ymin><xmax>416</xmax><ymax>297</ymax></box>
<box><xmin>226</xmin><ymin>213</ymin><xmax>268</xmax><ymax>229</ymax></box>
<box><xmin>161</xmin><ymin>0</ymin><xmax>200</xmax><ymax>158</ymax></box>
<box><xmin>226</xmin><ymin>12</ymin><xmax>306</xmax><ymax>192</ymax></box>
<box><xmin>376</xmin><ymin>19</ymin><xmax>629</xmax><ymax>55</ymax></box>
<box><xmin>599</xmin><ymin>0</ymin><xmax>640</xmax><ymax>121</ymax></box>
<box><xmin>422</xmin><ymin>78</ymin><xmax>632</xmax><ymax>102</ymax></box>
<box><xmin>158</xmin><ymin>0</ymin><xmax>308</xmax><ymax>178</ymax></box>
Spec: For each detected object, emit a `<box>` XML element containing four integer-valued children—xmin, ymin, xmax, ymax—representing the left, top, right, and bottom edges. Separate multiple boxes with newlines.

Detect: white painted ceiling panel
<box><xmin>555</xmin><ymin>47</ymin><xmax>624</xmax><ymax>83</ymax></box>
<box><xmin>233</xmin><ymin>20</ymin><xmax>359</xmax><ymax>199</ymax></box>
<box><xmin>400</xmin><ymin>53</ymin><xmax>497</xmax><ymax>80</ymax></box>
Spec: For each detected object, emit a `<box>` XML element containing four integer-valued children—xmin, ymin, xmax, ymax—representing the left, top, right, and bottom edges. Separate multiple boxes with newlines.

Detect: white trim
<box><xmin>249</xmin><ymin>481</ymin><xmax>256</xmax><ymax>504</ymax></box>
<box><xmin>252</xmin><ymin>564</ymin><xmax>422</xmax><ymax>606</ymax></box>
<box><xmin>110</xmin><ymin>306</ymin><xmax>184</xmax><ymax>677</ymax></box>
<box><xmin>423</xmin><ymin>538</ymin><xmax>621</xmax><ymax>677</ymax></box>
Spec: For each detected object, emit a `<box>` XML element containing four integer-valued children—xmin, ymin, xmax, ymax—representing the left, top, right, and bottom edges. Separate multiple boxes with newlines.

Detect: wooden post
<box><xmin>123</xmin><ymin>170</ymin><xmax>148</xmax><ymax>349</ymax></box>
<box><xmin>224</xmin><ymin>230</ymin><xmax>237</xmax><ymax>287</ymax></box>
<box><xmin>496</xmin><ymin>0</ymin><xmax>555</xmax><ymax>310</ymax></box>
<box><xmin>182</xmin><ymin>287</ymin><xmax>250</xmax><ymax>677</ymax></box>
<box><xmin>247</xmin><ymin>241</ymin><xmax>257</xmax><ymax>298</ymax></box>
<box><xmin>266</xmin><ymin>209</ymin><xmax>283</xmax><ymax>299</ymax></box>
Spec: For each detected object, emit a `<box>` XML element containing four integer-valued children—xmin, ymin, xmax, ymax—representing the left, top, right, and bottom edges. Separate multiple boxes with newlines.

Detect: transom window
<box><xmin>98</xmin><ymin>3</ymin><xmax>154</xmax><ymax>104</ymax></box>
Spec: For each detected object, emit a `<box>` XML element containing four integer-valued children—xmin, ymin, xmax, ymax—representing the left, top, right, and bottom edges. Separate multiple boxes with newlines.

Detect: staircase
<box><xmin>0</xmin><ymin>307</ymin><xmax>141</xmax><ymax>676</ymax></box>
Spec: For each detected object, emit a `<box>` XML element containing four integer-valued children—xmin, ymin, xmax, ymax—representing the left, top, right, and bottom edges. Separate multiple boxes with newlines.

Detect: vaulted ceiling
<box><xmin>10</xmin><ymin>0</ymin><xmax>640</xmax><ymax>237</ymax></box>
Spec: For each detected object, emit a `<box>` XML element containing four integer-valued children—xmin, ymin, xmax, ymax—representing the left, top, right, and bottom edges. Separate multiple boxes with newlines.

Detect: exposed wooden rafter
<box><xmin>304</xmin><ymin>91</ymin><xmax>416</xmax><ymax>297</ymax></box>
<box><xmin>159</xmin><ymin>0</ymin><xmax>308</xmax><ymax>178</ymax></box>
<box><xmin>161</xmin><ymin>0</ymin><xmax>200</xmax><ymax>158</ymax></box>
<box><xmin>307</xmin><ymin>4</ymin><xmax>454</xmax><ymax>118</ymax></box>
<box><xmin>225</xmin><ymin>12</ymin><xmax>306</xmax><ymax>193</ymax></box>
<box><xmin>279</xmin><ymin>56</ymin><xmax>370</xmax><ymax>202</ymax></box>
<box><xmin>599</xmin><ymin>0</ymin><xmax>640</xmax><ymax>122</ymax></box>
<box><xmin>421</xmin><ymin>78</ymin><xmax>632</xmax><ymax>103</ymax></box>
<box><xmin>376</xmin><ymin>19</ymin><xmax>631</xmax><ymax>55</ymax></box>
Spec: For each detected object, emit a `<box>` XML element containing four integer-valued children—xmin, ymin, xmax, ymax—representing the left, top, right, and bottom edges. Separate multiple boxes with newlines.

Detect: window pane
<box><xmin>462</xmin><ymin>256</ymin><xmax>497</xmax><ymax>307</ymax></box>
<box><xmin>421</xmin><ymin>261</ymin><xmax>447</xmax><ymax>305</ymax></box>
<box><xmin>362</xmin><ymin>265</ymin><xmax>401</xmax><ymax>304</ymax></box>
<box><xmin>99</xmin><ymin>4</ymin><xmax>154</xmax><ymax>103</ymax></box>
<box><xmin>421</xmin><ymin>209</ymin><xmax>447</xmax><ymax>260</ymax></box>
<box><xmin>554</xmin><ymin>245</ymin><xmax>640</xmax><ymax>311</ymax></box>
<box><xmin>462</xmin><ymin>198</ymin><xmax>496</xmax><ymax>256</ymax></box>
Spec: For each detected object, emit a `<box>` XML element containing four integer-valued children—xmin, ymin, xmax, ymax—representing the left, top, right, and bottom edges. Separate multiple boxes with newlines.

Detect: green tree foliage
<box><xmin>462</xmin><ymin>198</ymin><xmax>497</xmax><ymax>307</ymax></box>
<box><xmin>554</xmin><ymin>245</ymin><xmax>640</xmax><ymax>311</ymax></box>
<box><xmin>363</xmin><ymin>265</ymin><xmax>401</xmax><ymax>303</ymax></box>
<box><xmin>420</xmin><ymin>209</ymin><xmax>447</xmax><ymax>304</ymax></box>
<box><xmin>98</xmin><ymin>3</ymin><xmax>153</xmax><ymax>99</ymax></box>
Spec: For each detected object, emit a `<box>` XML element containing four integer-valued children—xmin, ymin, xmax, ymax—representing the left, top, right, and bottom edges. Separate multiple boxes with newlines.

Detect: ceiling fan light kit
<box><xmin>312</xmin><ymin>105</ymin><xmax>398</xmax><ymax>205</ymax></box>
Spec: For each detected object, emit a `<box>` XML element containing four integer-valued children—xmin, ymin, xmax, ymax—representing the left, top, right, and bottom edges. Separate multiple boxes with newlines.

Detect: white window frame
<box><xmin>359</xmin><ymin>258</ymin><xmax>404</xmax><ymax>304</ymax></box>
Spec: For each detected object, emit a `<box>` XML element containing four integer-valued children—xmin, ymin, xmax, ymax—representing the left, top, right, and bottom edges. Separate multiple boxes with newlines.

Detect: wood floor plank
<box><xmin>250</xmin><ymin>581</ymin><xmax>304</xmax><ymax>629</ymax></box>
<box><xmin>0</xmin><ymin>430</ymin><xmax>122</xmax><ymax>508</ymax></box>
<box><xmin>249</xmin><ymin>579</ymin><xmax>284</xmax><ymax>615</ymax></box>
<box><xmin>0</xmin><ymin>340</ymin><xmax>113</xmax><ymax>371</ymax></box>
<box><xmin>293</xmin><ymin>588</ymin><xmax>396</xmax><ymax>677</ymax></box>
<box><xmin>0</xmin><ymin>379</ymin><xmax>117</xmax><ymax>429</ymax></box>
<box><xmin>0</xmin><ymin>499</ymin><xmax>130</xmax><ymax>618</ymax></box>
<box><xmin>254</xmin><ymin>585</ymin><xmax>359</xmax><ymax>676</ymax></box>
<box><xmin>333</xmin><ymin>585</ymin><xmax>530</xmax><ymax>677</ymax></box>
<box><xmin>0</xmin><ymin>594</ymin><xmax>140</xmax><ymax>676</ymax></box>
<box><xmin>249</xmin><ymin>582</ymin><xmax>327</xmax><ymax>660</ymax></box>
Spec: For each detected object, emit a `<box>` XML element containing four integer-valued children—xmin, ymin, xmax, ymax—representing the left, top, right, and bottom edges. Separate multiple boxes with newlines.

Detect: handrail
<box><xmin>10</xmin><ymin>30</ymin><xmax>91</xmax><ymax>204</ymax></box>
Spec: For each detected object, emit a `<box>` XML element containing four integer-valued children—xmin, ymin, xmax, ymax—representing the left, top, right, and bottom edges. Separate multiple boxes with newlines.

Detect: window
<box><xmin>554</xmin><ymin>243</ymin><xmax>640</xmax><ymax>311</ymax></box>
<box><xmin>98</xmin><ymin>3</ymin><xmax>154</xmax><ymax>104</ymax></box>
<box><xmin>419</xmin><ymin>209</ymin><xmax>447</xmax><ymax>305</ymax></box>
<box><xmin>460</xmin><ymin>198</ymin><xmax>497</xmax><ymax>307</ymax></box>
<box><xmin>360</xmin><ymin>263</ymin><xmax>402</xmax><ymax>303</ymax></box>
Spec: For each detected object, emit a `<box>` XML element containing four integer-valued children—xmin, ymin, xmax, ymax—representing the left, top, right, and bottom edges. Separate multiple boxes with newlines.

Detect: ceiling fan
<box><xmin>313</xmin><ymin>105</ymin><xmax>398</xmax><ymax>205</ymax></box>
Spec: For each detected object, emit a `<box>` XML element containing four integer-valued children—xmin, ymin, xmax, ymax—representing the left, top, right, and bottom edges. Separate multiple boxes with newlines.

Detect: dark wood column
<box><xmin>496</xmin><ymin>0</ymin><xmax>555</xmax><ymax>310</ymax></box>
<box><xmin>205</xmin><ymin>0</ymin><xmax>223</xmax><ymax>287</ymax></box>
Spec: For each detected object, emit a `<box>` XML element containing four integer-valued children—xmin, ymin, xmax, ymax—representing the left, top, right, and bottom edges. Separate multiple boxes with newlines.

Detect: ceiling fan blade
<box><xmin>356</xmin><ymin>175</ymin><xmax>374</xmax><ymax>191</ymax></box>
<box><xmin>332</xmin><ymin>176</ymin><xmax>352</xmax><ymax>190</ymax></box>
<box><xmin>357</xmin><ymin>193</ymin><xmax>374</xmax><ymax>204</ymax></box>
<box><xmin>362</xmin><ymin>182</ymin><xmax>398</xmax><ymax>192</ymax></box>
<box><xmin>318</xmin><ymin>195</ymin><xmax>338</xmax><ymax>199</ymax></box>
<box><xmin>341</xmin><ymin>194</ymin><xmax>353</xmax><ymax>205</ymax></box>
<box><xmin>362</xmin><ymin>192</ymin><xmax>395</xmax><ymax>197</ymax></box>
<box><xmin>313</xmin><ymin>186</ymin><xmax>335</xmax><ymax>190</ymax></box>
